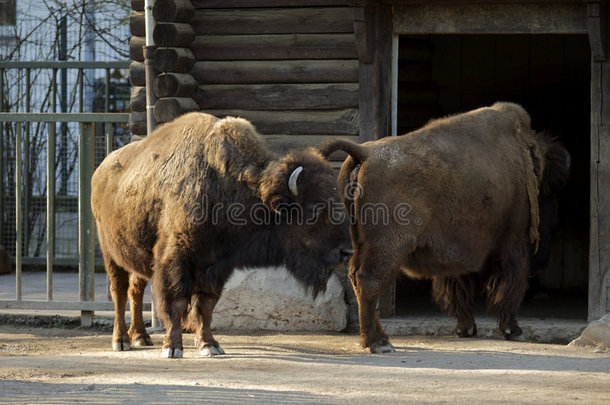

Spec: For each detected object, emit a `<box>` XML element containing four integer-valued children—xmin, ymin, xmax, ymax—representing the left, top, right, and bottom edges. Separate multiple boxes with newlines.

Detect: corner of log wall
<box><xmin>129</xmin><ymin>0</ymin><xmax>198</xmax><ymax>134</ymax></box>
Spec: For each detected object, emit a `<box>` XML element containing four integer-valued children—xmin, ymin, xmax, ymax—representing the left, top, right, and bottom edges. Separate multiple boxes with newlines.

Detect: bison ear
<box><xmin>268</xmin><ymin>195</ymin><xmax>291</xmax><ymax>215</ymax></box>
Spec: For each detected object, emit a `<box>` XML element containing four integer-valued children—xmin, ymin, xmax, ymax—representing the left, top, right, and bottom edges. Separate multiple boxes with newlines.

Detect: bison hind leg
<box><xmin>431</xmin><ymin>274</ymin><xmax>479</xmax><ymax>338</ymax></box>
<box><xmin>105</xmin><ymin>258</ymin><xmax>132</xmax><ymax>351</ymax></box>
<box><xmin>484</xmin><ymin>248</ymin><xmax>529</xmax><ymax>341</ymax></box>
<box><xmin>127</xmin><ymin>274</ymin><xmax>153</xmax><ymax>347</ymax></box>
<box><xmin>190</xmin><ymin>292</ymin><xmax>225</xmax><ymax>356</ymax></box>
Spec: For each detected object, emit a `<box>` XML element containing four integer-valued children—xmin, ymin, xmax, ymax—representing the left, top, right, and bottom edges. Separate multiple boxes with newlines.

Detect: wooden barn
<box><xmin>128</xmin><ymin>0</ymin><xmax>609</xmax><ymax>322</ymax></box>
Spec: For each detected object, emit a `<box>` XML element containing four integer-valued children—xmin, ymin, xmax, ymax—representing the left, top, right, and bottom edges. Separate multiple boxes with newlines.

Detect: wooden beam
<box><xmin>190</xmin><ymin>34</ymin><xmax>357</xmax><ymax>60</ymax></box>
<box><xmin>196</xmin><ymin>83</ymin><xmax>358</xmax><ymax>110</ymax></box>
<box><xmin>393</xmin><ymin>3</ymin><xmax>587</xmax><ymax>34</ymax></box>
<box><xmin>129</xmin><ymin>36</ymin><xmax>145</xmax><ymax>62</ymax></box>
<box><xmin>587</xmin><ymin>1</ymin><xmax>609</xmax><ymax>61</ymax></box>
<box><xmin>193</xmin><ymin>0</ymin><xmax>349</xmax><ymax>7</ymax></box>
<box><xmin>203</xmin><ymin>109</ymin><xmax>359</xmax><ymax>135</ymax></box>
<box><xmin>153</xmin><ymin>23</ymin><xmax>195</xmax><ymax>47</ymax></box>
<box><xmin>129</xmin><ymin>11</ymin><xmax>145</xmax><ymax>37</ymax></box>
<box><xmin>191</xmin><ymin>60</ymin><xmax>359</xmax><ymax>84</ymax></box>
<box><xmin>153</xmin><ymin>0</ymin><xmax>195</xmax><ymax>23</ymax></box>
<box><xmin>153</xmin><ymin>47</ymin><xmax>195</xmax><ymax>73</ymax></box>
<box><xmin>192</xmin><ymin>8</ymin><xmax>354</xmax><ymax>35</ymax></box>
<box><xmin>130</xmin><ymin>86</ymin><xmax>146</xmax><ymax>112</ymax></box>
<box><xmin>129</xmin><ymin>61</ymin><xmax>145</xmax><ymax>86</ymax></box>
<box><xmin>357</xmin><ymin>5</ymin><xmax>393</xmax><ymax>141</ymax></box>
<box><xmin>154</xmin><ymin>97</ymin><xmax>199</xmax><ymax>123</ymax></box>
<box><xmin>154</xmin><ymin>72</ymin><xmax>199</xmax><ymax>98</ymax></box>
<box><xmin>264</xmin><ymin>134</ymin><xmax>358</xmax><ymax>160</ymax></box>
<box><xmin>589</xmin><ymin>59</ymin><xmax>610</xmax><ymax>319</ymax></box>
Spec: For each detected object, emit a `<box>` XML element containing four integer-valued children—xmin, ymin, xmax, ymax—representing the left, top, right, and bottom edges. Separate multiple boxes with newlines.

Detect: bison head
<box><xmin>258</xmin><ymin>148</ymin><xmax>352</xmax><ymax>296</ymax></box>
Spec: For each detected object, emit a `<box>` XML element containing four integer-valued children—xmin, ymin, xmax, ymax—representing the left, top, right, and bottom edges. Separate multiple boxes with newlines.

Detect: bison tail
<box><xmin>317</xmin><ymin>138</ymin><xmax>369</xmax><ymax>163</ymax></box>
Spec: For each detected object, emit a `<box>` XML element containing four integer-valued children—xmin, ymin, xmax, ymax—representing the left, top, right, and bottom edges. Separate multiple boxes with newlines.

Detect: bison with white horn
<box><xmin>92</xmin><ymin>112</ymin><xmax>352</xmax><ymax>358</ymax></box>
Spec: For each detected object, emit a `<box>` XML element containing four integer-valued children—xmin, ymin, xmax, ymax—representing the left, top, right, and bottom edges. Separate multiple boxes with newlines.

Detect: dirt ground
<box><xmin>1</xmin><ymin>324</ymin><xmax>609</xmax><ymax>404</ymax></box>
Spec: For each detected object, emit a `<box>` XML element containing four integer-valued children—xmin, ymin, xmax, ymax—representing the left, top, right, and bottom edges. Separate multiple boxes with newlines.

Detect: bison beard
<box><xmin>321</xmin><ymin>102</ymin><xmax>570</xmax><ymax>353</ymax></box>
<box><xmin>92</xmin><ymin>112</ymin><xmax>351</xmax><ymax>358</ymax></box>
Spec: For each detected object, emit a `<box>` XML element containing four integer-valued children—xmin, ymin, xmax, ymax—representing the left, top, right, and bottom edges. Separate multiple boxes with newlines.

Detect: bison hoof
<box><xmin>456</xmin><ymin>324</ymin><xmax>478</xmax><ymax>338</ymax></box>
<box><xmin>200</xmin><ymin>345</ymin><xmax>225</xmax><ymax>357</ymax></box>
<box><xmin>132</xmin><ymin>336</ymin><xmax>154</xmax><ymax>347</ymax></box>
<box><xmin>369</xmin><ymin>342</ymin><xmax>395</xmax><ymax>354</ymax></box>
<box><xmin>162</xmin><ymin>347</ymin><xmax>183</xmax><ymax>358</ymax></box>
<box><xmin>503</xmin><ymin>327</ymin><xmax>526</xmax><ymax>342</ymax></box>
<box><xmin>112</xmin><ymin>340</ymin><xmax>131</xmax><ymax>351</ymax></box>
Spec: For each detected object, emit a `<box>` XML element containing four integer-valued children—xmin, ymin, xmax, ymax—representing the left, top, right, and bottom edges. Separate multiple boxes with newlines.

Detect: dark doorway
<box><xmin>394</xmin><ymin>34</ymin><xmax>590</xmax><ymax>320</ymax></box>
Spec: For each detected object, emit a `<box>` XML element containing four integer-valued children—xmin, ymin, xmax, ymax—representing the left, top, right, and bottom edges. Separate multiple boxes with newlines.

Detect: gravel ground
<box><xmin>1</xmin><ymin>323</ymin><xmax>609</xmax><ymax>404</ymax></box>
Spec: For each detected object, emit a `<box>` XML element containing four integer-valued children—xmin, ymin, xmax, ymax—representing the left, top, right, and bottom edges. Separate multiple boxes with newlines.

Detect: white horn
<box><xmin>288</xmin><ymin>166</ymin><xmax>303</xmax><ymax>196</ymax></box>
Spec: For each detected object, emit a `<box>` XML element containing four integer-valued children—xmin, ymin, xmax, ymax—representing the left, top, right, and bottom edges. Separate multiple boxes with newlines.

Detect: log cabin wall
<box><xmin>129</xmin><ymin>0</ymin><xmax>360</xmax><ymax>161</ymax></box>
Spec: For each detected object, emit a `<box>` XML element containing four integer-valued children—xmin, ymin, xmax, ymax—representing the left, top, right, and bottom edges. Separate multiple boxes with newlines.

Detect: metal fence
<box><xmin>0</xmin><ymin>61</ymin><xmax>142</xmax><ymax>325</ymax></box>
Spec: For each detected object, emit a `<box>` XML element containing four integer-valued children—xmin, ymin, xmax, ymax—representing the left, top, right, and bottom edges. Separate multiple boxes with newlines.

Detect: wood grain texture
<box><xmin>196</xmin><ymin>83</ymin><xmax>358</xmax><ymax>110</ymax></box>
<box><xmin>203</xmin><ymin>109</ymin><xmax>359</xmax><ymax>135</ymax></box>
<box><xmin>190</xmin><ymin>34</ymin><xmax>357</xmax><ymax>60</ymax></box>
<box><xmin>192</xmin><ymin>8</ymin><xmax>353</xmax><ymax>35</ymax></box>
<box><xmin>191</xmin><ymin>60</ymin><xmax>359</xmax><ymax>84</ymax></box>
<box><xmin>394</xmin><ymin>3</ymin><xmax>587</xmax><ymax>34</ymax></box>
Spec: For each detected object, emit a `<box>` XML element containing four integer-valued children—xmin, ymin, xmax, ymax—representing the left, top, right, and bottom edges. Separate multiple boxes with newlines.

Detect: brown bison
<box><xmin>320</xmin><ymin>102</ymin><xmax>570</xmax><ymax>353</ymax></box>
<box><xmin>91</xmin><ymin>112</ymin><xmax>351</xmax><ymax>358</ymax></box>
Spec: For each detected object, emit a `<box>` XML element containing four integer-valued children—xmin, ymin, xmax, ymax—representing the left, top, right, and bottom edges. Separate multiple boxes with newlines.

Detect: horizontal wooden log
<box><xmin>129</xmin><ymin>111</ymin><xmax>147</xmax><ymax>135</ymax></box>
<box><xmin>192</xmin><ymin>8</ymin><xmax>353</xmax><ymax>35</ymax></box>
<box><xmin>129</xmin><ymin>36</ymin><xmax>145</xmax><ymax>62</ymax></box>
<box><xmin>154</xmin><ymin>72</ymin><xmax>198</xmax><ymax>98</ymax></box>
<box><xmin>130</xmin><ymin>11</ymin><xmax>145</xmax><ymax>37</ymax></box>
<box><xmin>153</xmin><ymin>0</ymin><xmax>195</xmax><ymax>22</ymax></box>
<box><xmin>191</xmin><ymin>60</ymin><xmax>358</xmax><ymax>84</ymax></box>
<box><xmin>204</xmin><ymin>109</ymin><xmax>359</xmax><ymax>135</ymax></box>
<box><xmin>394</xmin><ymin>3</ymin><xmax>587</xmax><ymax>34</ymax></box>
<box><xmin>193</xmin><ymin>0</ymin><xmax>349</xmax><ymax>7</ymax></box>
<box><xmin>131</xmin><ymin>0</ymin><xmax>144</xmax><ymax>12</ymax></box>
<box><xmin>155</xmin><ymin>97</ymin><xmax>199</xmax><ymax>123</ymax></box>
<box><xmin>196</xmin><ymin>83</ymin><xmax>358</xmax><ymax>110</ymax></box>
<box><xmin>190</xmin><ymin>34</ymin><xmax>357</xmax><ymax>60</ymax></box>
<box><xmin>263</xmin><ymin>134</ymin><xmax>357</xmax><ymax>161</ymax></box>
<box><xmin>130</xmin><ymin>86</ymin><xmax>147</xmax><ymax>112</ymax></box>
<box><xmin>129</xmin><ymin>61</ymin><xmax>145</xmax><ymax>86</ymax></box>
<box><xmin>154</xmin><ymin>47</ymin><xmax>195</xmax><ymax>73</ymax></box>
<box><xmin>154</xmin><ymin>23</ymin><xmax>195</xmax><ymax>47</ymax></box>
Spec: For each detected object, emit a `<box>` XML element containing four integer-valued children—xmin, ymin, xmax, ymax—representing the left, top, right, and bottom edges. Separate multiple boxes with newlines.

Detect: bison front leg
<box><xmin>432</xmin><ymin>274</ymin><xmax>478</xmax><ymax>338</ymax></box>
<box><xmin>127</xmin><ymin>274</ymin><xmax>153</xmax><ymax>347</ymax></box>
<box><xmin>349</xmin><ymin>253</ymin><xmax>396</xmax><ymax>354</ymax></box>
<box><xmin>192</xmin><ymin>293</ymin><xmax>225</xmax><ymax>356</ymax></box>
<box><xmin>106</xmin><ymin>260</ymin><xmax>131</xmax><ymax>351</ymax></box>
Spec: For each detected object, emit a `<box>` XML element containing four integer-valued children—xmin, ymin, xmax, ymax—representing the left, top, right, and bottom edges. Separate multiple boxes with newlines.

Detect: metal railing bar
<box><xmin>0</xmin><ymin>61</ymin><xmax>130</xmax><ymax>69</ymax></box>
<box><xmin>24</xmin><ymin>68</ymin><xmax>31</xmax><ymax>259</ymax></box>
<box><xmin>47</xmin><ymin>122</ymin><xmax>56</xmax><ymax>301</ymax></box>
<box><xmin>15</xmin><ymin>123</ymin><xmax>22</xmax><ymax>300</ymax></box>
<box><xmin>8</xmin><ymin>256</ymin><xmax>104</xmax><ymax>267</ymax></box>
<box><xmin>0</xmin><ymin>113</ymin><xmax>130</xmax><ymax>122</ymax></box>
<box><xmin>78</xmin><ymin>69</ymin><xmax>83</xmax><ymax>113</ymax></box>
<box><xmin>0</xmin><ymin>300</ymin><xmax>149</xmax><ymax>312</ymax></box>
<box><xmin>0</xmin><ymin>69</ymin><xmax>4</xmax><ymax>247</ymax></box>
<box><xmin>78</xmin><ymin>122</ymin><xmax>95</xmax><ymax>326</ymax></box>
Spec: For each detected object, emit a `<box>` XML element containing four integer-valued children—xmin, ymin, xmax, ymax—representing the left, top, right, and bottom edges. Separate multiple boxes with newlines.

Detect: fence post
<box><xmin>47</xmin><ymin>122</ymin><xmax>56</xmax><ymax>300</ymax></box>
<box><xmin>79</xmin><ymin>122</ymin><xmax>95</xmax><ymax>326</ymax></box>
<box><xmin>0</xmin><ymin>68</ymin><xmax>4</xmax><ymax>246</ymax></box>
<box><xmin>15</xmin><ymin>123</ymin><xmax>22</xmax><ymax>300</ymax></box>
